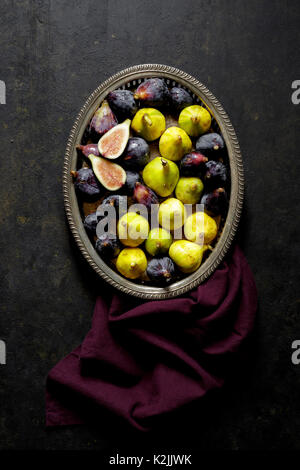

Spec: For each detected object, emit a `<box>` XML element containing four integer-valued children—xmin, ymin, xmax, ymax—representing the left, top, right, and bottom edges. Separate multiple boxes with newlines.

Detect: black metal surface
<box><xmin>0</xmin><ymin>0</ymin><xmax>299</xmax><ymax>451</ymax></box>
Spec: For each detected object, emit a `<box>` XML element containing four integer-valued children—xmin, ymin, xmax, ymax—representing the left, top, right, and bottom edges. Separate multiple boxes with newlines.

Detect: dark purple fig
<box><xmin>95</xmin><ymin>233</ymin><xmax>121</xmax><ymax>260</ymax></box>
<box><xmin>106</xmin><ymin>90</ymin><xmax>138</xmax><ymax>120</ymax></box>
<box><xmin>83</xmin><ymin>212</ymin><xmax>99</xmax><ymax>233</ymax></box>
<box><xmin>134</xmin><ymin>78</ymin><xmax>170</xmax><ymax>107</ymax></box>
<box><xmin>122</xmin><ymin>137</ymin><xmax>150</xmax><ymax>170</ymax></box>
<box><xmin>196</xmin><ymin>132</ymin><xmax>225</xmax><ymax>159</ymax></box>
<box><xmin>201</xmin><ymin>188</ymin><xmax>228</xmax><ymax>216</ymax></box>
<box><xmin>180</xmin><ymin>152</ymin><xmax>208</xmax><ymax>176</ymax></box>
<box><xmin>90</xmin><ymin>100</ymin><xmax>118</xmax><ymax>136</ymax></box>
<box><xmin>123</xmin><ymin>171</ymin><xmax>142</xmax><ymax>194</ymax></box>
<box><xmin>76</xmin><ymin>143</ymin><xmax>99</xmax><ymax>157</ymax></box>
<box><xmin>100</xmin><ymin>194</ymin><xmax>128</xmax><ymax>216</ymax></box>
<box><xmin>71</xmin><ymin>168</ymin><xmax>102</xmax><ymax>198</ymax></box>
<box><xmin>204</xmin><ymin>160</ymin><xmax>228</xmax><ymax>189</ymax></box>
<box><xmin>133</xmin><ymin>182</ymin><xmax>159</xmax><ymax>210</ymax></box>
<box><xmin>147</xmin><ymin>257</ymin><xmax>175</xmax><ymax>285</ymax></box>
<box><xmin>169</xmin><ymin>87</ymin><xmax>193</xmax><ymax>112</ymax></box>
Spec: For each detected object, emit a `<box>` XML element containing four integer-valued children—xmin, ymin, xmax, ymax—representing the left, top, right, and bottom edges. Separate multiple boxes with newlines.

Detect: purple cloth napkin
<box><xmin>46</xmin><ymin>245</ymin><xmax>257</xmax><ymax>431</ymax></box>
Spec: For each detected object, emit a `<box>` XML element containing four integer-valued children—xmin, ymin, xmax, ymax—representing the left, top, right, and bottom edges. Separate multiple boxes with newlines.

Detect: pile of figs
<box><xmin>72</xmin><ymin>77</ymin><xmax>230</xmax><ymax>286</ymax></box>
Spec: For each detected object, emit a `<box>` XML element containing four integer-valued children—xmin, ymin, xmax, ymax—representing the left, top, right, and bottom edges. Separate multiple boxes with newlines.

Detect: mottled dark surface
<box><xmin>0</xmin><ymin>0</ymin><xmax>300</xmax><ymax>452</ymax></box>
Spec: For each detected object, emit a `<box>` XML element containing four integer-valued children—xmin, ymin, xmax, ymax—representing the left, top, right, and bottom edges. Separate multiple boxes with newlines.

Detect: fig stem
<box><xmin>70</xmin><ymin>170</ymin><xmax>78</xmax><ymax>178</ymax></box>
<box><xmin>213</xmin><ymin>145</ymin><xmax>220</xmax><ymax>150</ymax></box>
<box><xmin>161</xmin><ymin>158</ymin><xmax>168</xmax><ymax>167</ymax></box>
<box><xmin>142</xmin><ymin>114</ymin><xmax>152</xmax><ymax>127</ymax></box>
<box><xmin>133</xmin><ymin>93</ymin><xmax>139</xmax><ymax>100</ymax></box>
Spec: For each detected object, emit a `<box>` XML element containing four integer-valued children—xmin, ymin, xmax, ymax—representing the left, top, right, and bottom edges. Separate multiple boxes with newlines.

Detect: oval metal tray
<box><xmin>63</xmin><ymin>64</ymin><xmax>244</xmax><ymax>299</ymax></box>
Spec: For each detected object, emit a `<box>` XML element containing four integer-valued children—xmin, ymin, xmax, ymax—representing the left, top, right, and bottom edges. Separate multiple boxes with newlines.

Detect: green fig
<box><xmin>175</xmin><ymin>177</ymin><xmax>204</xmax><ymax>204</ymax></box>
<box><xmin>142</xmin><ymin>157</ymin><xmax>179</xmax><ymax>197</ymax></box>
<box><xmin>145</xmin><ymin>228</ymin><xmax>173</xmax><ymax>256</ymax></box>
<box><xmin>159</xmin><ymin>126</ymin><xmax>192</xmax><ymax>161</ymax></box>
<box><xmin>178</xmin><ymin>105</ymin><xmax>211</xmax><ymax>137</ymax></box>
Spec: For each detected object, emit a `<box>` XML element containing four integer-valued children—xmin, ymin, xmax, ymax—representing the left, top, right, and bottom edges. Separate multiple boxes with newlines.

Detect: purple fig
<box><xmin>201</xmin><ymin>188</ymin><xmax>228</xmax><ymax>216</ymax></box>
<box><xmin>90</xmin><ymin>100</ymin><xmax>118</xmax><ymax>136</ymax></box>
<box><xmin>76</xmin><ymin>143</ymin><xmax>99</xmax><ymax>157</ymax></box>
<box><xmin>133</xmin><ymin>182</ymin><xmax>159</xmax><ymax>210</ymax></box>
<box><xmin>180</xmin><ymin>152</ymin><xmax>208</xmax><ymax>176</ymax></box>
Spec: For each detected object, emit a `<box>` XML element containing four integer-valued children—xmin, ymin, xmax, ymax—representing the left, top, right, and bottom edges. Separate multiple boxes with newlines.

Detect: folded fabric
<box><xmin>46</xmin><ymin>245</ymin><xmax>257</xmax><ymax>432</ymax></box>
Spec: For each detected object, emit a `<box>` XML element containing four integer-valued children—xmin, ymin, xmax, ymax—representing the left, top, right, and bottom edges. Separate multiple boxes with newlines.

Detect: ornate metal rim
<box><xmin>63</xmin><ymin>64</ymin><xmax>244</xmax><ymax>299</ymax></box>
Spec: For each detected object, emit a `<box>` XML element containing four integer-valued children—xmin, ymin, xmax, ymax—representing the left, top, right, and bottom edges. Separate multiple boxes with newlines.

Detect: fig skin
<box><xmin>146</xmin><ymin>257</ymin><xmax>175</xmax><ymax>285</ymax></box>
<box><xmin>145</xmin><ymin>228</ymin><xmax>173</xmax><ymax>257</ymax></box>
<box><xmin>179</xmin><ymin>105</ymin><xmax>211</xmax><ymax>137</ymax></box>
<box><xmin>90</xmin><ymin>100</ymin><xmax>118</xmax><ymax>136</ymax></box>
<box><xmin>175</xmin><ymin>177</ymin><xmax>204</xmax><ymax>204</ymax></box>
<box><xmin>116</xmin><ymin>248</ymin><xmax>147</xmax><ymax>279</ymax></box>
<box><xmin>71</xmin><ymin>168</ymin><xmax>102</xmax><ymax>198</ymax></box>
<box><xmin>180</xmin><ymin>152</ymin><xmax>208</xmax><ymax>176</ymax></box>
<box><xmin>123</xmin><ymin>171</ymin><xmax>142</xmax><ymax>195</ymax></box>
<box><xmin>143</xmin><ymin>157</ymin><xmax>179</xmax><ymax>197</ymax></box>
<box><xmin>95</xmin><ymin>233</ymin><xmax>121</xmax><ymax>260</ymax></box>
<box><xmin>169</xmin><ymin>87</ymin><xmax>193</xmax><ymax>113</ymax></box>
<box><xmin>200</xmin><ymin>188</ymin><xmax>228</xmax><ymax>216</ymax></box>
<box><xmin>195</xmin><ymin>132</ymin><xmax>225</xmax><ymax>159</ymax></box>
<box><xmin>107</xmin><ymin>90</ymin><xmax>138</xmax><ymax>120</ymax></box>
<box><xmin>133</xmin><ymin>182</ymin><xmax>159</xmax><ymax>211</ymax></box>
<box><xmin>159</xmin><ymin>126</ymin><xmax>192</xmax><ymax>162</ymax></box>
<box><xmin>101</xmin><ymin>194</ymin><xmax>128</xmax><ymax>217</ymax></box>
<box><xmin>134</xmin><ymin>78</ymin><xmax>170</xmax><ymax>108</ymax></box>
<box><xmin>122</xmin><ymin>137</ymin><xmax>150</xmax><ymax>170</ymax></box>
<box><xmin>76</xmin><ymin>143</ymin><xmax>99</xmax><ymax>157</ymax></box>
<box><xmin>83</xmin><ymin>212</ymin><xmax>99</xmax><ymax>234</ymax></box>
<box><xmin>131</xmin><ymin>108</ymin><xmax>166</xmax><ymax>141</ymax></box>
<box><xmin>204</xmin><ymin>160</ymin><xmax>228</xmax><ymax>190</ymax></box>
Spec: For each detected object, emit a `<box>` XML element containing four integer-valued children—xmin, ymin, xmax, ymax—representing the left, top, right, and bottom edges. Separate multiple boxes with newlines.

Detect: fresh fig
<box><xmin>116</xmin><ymin>248</ymin><xmax>147</xmax><ymax>279</ymax></box>
<box><xmin>101</xmin><ymin>194</ymin><xmax>128</xmax><ymax>214</ymax></box>
<box><xmin>133</xmin><ymin>182</ymin><xmax>159</xmax><ymax>210</ymax></box>
<box><xmin>143</xmin><ymin>157</ymin><xmax>179</xmax><ymax>197</ymax></box>
<box><xmin>145</xmin><ymin>228</ymin><xmax>173</xmax><ymax>257</ymax></box>
<box><xmin>123</xmin><ymin>171</ymin><xmax>142</xmax><ymax>194</ymax></box>
<box><xmin>98</xmin><ymin>119</ymin><xmax>131</xmax><ymax>159</ymax></box>
<box><xmin>146</xmin><ymin>256</ymin><xmax>175</xmax><ymax>285</ymax></box>
<box><xmin>88</xmin><ymin>154</ymin><xmax>126</xmax><ymax>191</ymax></box>
<box><xmin>76</xmin><ymin>143</ymin><xmax>99</xmax><ymax>157</ymax></box>
<box><xmin>179</xmin><ymin>105</ymin><xmax>211</xmax><ymax>137</ymax></box>
<box><xmin>169</xmin><ymin>87</ymin><xmax>193</xmax><ymax>113</ymax></box>
<box><xmin>204</xmin><ymin>160</ymin><xmax>228</xmax><ymax>189</ymax></box>
<box><xmin>134</xmin><ymin>78</ymin><xmax>170</xmax><ymax>107</ymax></box>
<box><xmin>121</xmin><ymin>137</ymin><xmax>150</xmax><ymax>170</ymax></box>
<box><xmin>106</xmin><ymin>90</ymin><xmax>138</xmax><ymax>120</ymax></box>
<box><xmin>131</xmin><ymin>108</ymin><xmax>166</xmax><ymax>141</ymax></box>
<box><xmin>71</xmin><ymin>168</ymin><xmax>102</xmax><ymax>198</ymax></box>
<box><xmin>90</xmin><ymin>100</ymin><xmax>118</xmax><ymax>136</ymax></box>
<box><xmin>83</xmin><ymin>212</ymin><xmax>99</xmax><ymax>234</ymax></box>
<box><xmin>201</xmin><ymin>188</ymin><xmax>228</xmax><ymax>216</ymax></box>
<box><xmin>175</xmin><ymin>177</ymin><xmax>204</xmax><ymax>204</ymax></box>
<box><xmin>159</xmin><ymin>126</ymin><xmax>192</xmax><ymax>161</ymax></box>
<box><xmin>180</xmin><ymin>152</ymin><xmax>208</xmax><ymax>176</ymax></box>
<box><xmin>195</xmin><ymin>132</ymin><xmax>225</xmax><ymax>159</ymax></box>
<box><xmin>95</xmin><ymin>233</ymin><xmax>121</xmax><ymax>260</ymax></box>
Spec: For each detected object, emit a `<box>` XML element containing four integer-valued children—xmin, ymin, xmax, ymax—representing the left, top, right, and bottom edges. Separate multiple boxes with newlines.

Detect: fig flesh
<box><xmin>134</xmin><ymin>78</ymin><xmax>170</xmax><ymax>107</ymax></box>
<box><xmin>90</xmin><ymin>100</ymin><xmax>117</xmax><ymax>136</ymax></box>
<box><xmin>107</xmin><ymin>89</ymin><xmax>138</xmax><ymax>120</ymax></box>
<box><xmin>122</xmin><ymin>137</ymin><xmax>150</xmax><ymax>170</ymax></box>
<box><xmin>98</xmin><ymin>119</ymin><xmax>130</xmax><ymax>159</ymax></box>
<box><xmin>146</xmin><ymin>256</ymin><xmax>175</xmax><ymax>284</ymax></box>
<box><xmin>180</xmin><ymin>152</ymin><xmax>208</xmax><ymax>176</ymax></box>
<box><xmin>71</xmin><ymin>168</ymin><xmax>102</xmax><ymax>198</ymax></box>
<box><xmin>88</xmin><ymin>154</ymin><xmax>126</xmax><ymax>191</ymax></box>
<box><xmin>195</xmin><ymin>132</ymin><xmax>225</xmax><ymax>159</ymax></box>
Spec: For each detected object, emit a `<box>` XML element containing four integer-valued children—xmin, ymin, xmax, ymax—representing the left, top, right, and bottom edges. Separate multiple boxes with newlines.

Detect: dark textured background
<box><xmin>0</xmin><ymin>0</ymin><xmax>299</xmax><ymax>452</ymax></box>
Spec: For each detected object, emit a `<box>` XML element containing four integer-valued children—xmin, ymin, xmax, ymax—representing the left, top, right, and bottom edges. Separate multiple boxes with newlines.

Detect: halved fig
<box><xmin>98</xmin><ymin>119</ymin><xmax>131</xmax><ymax>159</ymax></box>
<box><xmin>90</xmin><ymin>100</ymin><xmax>118</xmax><ymax>136</ymax></box>
<box><xmin>88</xmin><ymin>154</ymin><xmax>126</xmax><ymax>191</ymax></box>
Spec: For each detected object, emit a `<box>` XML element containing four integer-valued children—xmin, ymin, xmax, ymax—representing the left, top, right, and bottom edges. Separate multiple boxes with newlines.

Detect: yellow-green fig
<box><xmin>116</xmin><ymin>248</ymin><xmax>147</xmax><ymax>279</ymax></box>
<box><xmin>131</xmin><ymin>108</ymin><xmax>166</xmax><ymax>141</ymax></box>
<box><xmin>117</xmin><ymin>212</ymin><xmax>149</xmax><ymax>247</ymax></box>
<box><xmin>159</xmin><ymin>126</ymin><xmax>192</xmax><ymax>161</ymax></box>
<box><xmin>143</xmin><ymin>157</ymin><xmax>179</xmax><ymax>197</ymax></box>
<box><xmin>184</xmin><ymin>211</ymin><xmax>217</xmax><ymax>244</ymax></box>
<box><xmin>145</xmin><ymin>228</ymin><xmax>173</xmax><ymax>256</ymax></box>
<box><xmin>175</xmin><ymin>177</ymin><xmax>204</xmax><ymax>204</ymax></box>
<box><xmin>178</xmin><ymin>105</ymin><xmax>211</xmax><ymax>137</ymax></box>
<box><xmin>158</xmin><ymin>198</ymin><xmax>186</xmax><ymax>230</ymax></box>
<box><xmin>169</xmin><ymin>240</ymin><xmax>209</xmax><ymax>273</ymax></box>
